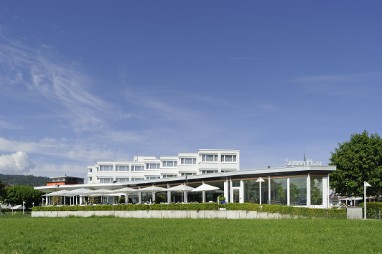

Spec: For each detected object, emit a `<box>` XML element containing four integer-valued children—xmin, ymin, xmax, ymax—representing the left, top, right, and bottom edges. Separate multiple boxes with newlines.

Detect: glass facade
<box><xmin>244</xmin><ymin>179</ymin><xmax>269</xmax><ymax>204</ymax></box>
<box><xmin>270</xmin><ymin>178</ymin><xmax>287</xmax><ymax>205</ymax></box>
<box><xmin>289</xmin><ymin>176</ymin><xmax>307</xmax><ymax>206</ymax></box>
<box><xmin>310</xmin><ymin>176</ymin><xmax>323</xmax><ymax>205</ymax></box>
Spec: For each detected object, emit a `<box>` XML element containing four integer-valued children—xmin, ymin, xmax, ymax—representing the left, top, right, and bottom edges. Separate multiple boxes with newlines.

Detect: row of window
<box><xmin>95</xmin><ymin>155</ymin><xmax>237</xmax><ymax>172</ymax></box>
<box><xmin>96</xmin><ymin>175</ymin><xmax>176</xmax><ymax>183</ymax></box>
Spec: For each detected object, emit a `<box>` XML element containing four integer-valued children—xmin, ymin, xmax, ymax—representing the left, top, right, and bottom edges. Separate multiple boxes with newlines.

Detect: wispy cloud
<box><xmin>0</xmin><ymin>32</ymin><xmax>114</xmax><ymax>132</ymax></box>
<box><xmin>0</xmin><ymin>137</ymin><xmax>126</xmax><ymax>163</ymax></box>
<box><xmin>293</xmin><ymin>72</ymin><xmax>382</xmax><ymax>97</ymax></box>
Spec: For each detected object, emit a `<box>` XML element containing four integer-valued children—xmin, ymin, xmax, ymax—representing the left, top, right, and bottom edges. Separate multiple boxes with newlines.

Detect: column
<box><xmin>167</xmin><ymin>184</ymin><xmax>171</xmax><ymax>204</ymax></box>
<box><xmin>287</xmin><ymin>177</ymin><xmax>290</xmax><ymax>206</ymax></box>
<box><xmin>268</xmin><ymin>176</ymin><xmax>271</xmax><ymax>204</ymax></box>
<box><xmin>322</xmin><ymin>176</ymin><xmax>329</xmax><ymax>208</ymax></box>
<box><xmin>307</xmin><ymin>173</ymin><xmax>311</xmax><ymax>207</ymax></box>
<box><xmin>138</xmin><ymin>192</ymin><xmax>142</xmax><ymax>204</ymax></box>
<box><xmin>239</xmin><ymin>180</ymin><xmax>244</xmax><ymax>203</ymax></box>
<box><xmin>229</xmin><ymin>179</ymin><xmax>233</xmax><ymax>203</ymax></box>
<box><xmin>224</xmin><ymin>179</ymin><xmax>229</xmax><ymax>203</ymax></box>
<box><xmin>184</xmin><ymin>191</ymin><xmax>188</xmax><ymax>203</ymax></box>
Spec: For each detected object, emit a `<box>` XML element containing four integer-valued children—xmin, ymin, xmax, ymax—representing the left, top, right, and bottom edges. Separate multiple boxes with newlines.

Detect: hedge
<box><xmin>32</xmin><ymin>203</ymin><xmax>346</xmax><ymax>219</ymax></box>
<box><xmin>360</xmin><ymin>202</ymin><xmax>382</xmax><ymax>219</ymax></box>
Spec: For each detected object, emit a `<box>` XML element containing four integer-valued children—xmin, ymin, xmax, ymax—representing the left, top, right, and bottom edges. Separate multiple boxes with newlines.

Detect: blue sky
<box><xmin>0</xmin><ymin>1</ymin><xmax>381</xmax><ymax>178</ymax></box>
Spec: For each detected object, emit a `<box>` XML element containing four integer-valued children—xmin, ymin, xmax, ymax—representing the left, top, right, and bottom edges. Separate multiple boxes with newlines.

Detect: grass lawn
<box><xmin>0</xmin><ymin>216</ymin><xmax>381</xmax><ymax>254</ymax></box>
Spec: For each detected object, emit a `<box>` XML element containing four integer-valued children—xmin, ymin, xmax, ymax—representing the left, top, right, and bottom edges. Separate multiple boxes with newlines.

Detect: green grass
<box><xmin>0</xmin><ymin>217</ymin><xmax>381</xmax><ymax>254</ymax></box>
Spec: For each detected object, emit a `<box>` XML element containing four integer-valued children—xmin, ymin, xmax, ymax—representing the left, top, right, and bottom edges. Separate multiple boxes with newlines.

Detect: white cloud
<box><xmin>0</xmin><ymin>151</ymin><xmax>35</xmax><ymax>175</ymax></box>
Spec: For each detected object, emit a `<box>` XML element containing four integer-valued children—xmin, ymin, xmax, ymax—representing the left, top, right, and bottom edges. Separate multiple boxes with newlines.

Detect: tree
<box><xmin>5</xmin><ymin>185</ymin><xmax>43</xmax><ymax>207</ymax></box>
<box><xmin>0</xmin><ymin>180</ymin><xmax>6</xmax><ymax>202</ymax></box>
<box><xmin>330</xmin><ymin>131</ymin><xmax>382</xmax><ymax>197</ymax></box>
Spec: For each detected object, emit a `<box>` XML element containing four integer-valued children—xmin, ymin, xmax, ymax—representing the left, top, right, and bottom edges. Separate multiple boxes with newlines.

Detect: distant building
<box><xmin>87</xmin><ymin>149</ymin><xmax>240</xmax><ymax>184</ymax></box>
<box><xmin>46</xmin><ymin>176</ymin><xmax>84</xmax><ymax>186</ymax></box>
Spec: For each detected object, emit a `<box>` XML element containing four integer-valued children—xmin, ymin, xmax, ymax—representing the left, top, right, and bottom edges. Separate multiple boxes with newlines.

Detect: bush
<box><xmin>32</xmin><ymin>203</ymin><xmax>346</xmax><ymax>218</ymax></box>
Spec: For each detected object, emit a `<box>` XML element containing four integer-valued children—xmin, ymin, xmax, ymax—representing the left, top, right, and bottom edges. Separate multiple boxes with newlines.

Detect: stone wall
<box><xmin>32</xmin><ymin>210</ymin><xmax>293</xmax><ymax>219</ymax></box>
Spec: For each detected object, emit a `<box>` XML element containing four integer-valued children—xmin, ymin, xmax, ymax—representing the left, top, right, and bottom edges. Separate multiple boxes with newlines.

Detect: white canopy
<box><xmin>89</xmin><ymin>189</ymin><xmax>113</xmax><ymax>196</ymax></box>
<box><xmin>44</xmin><ymin>190</ymin><xmax>70</xmax><ymax>196</ymax></box>
<box><xmin>191</xmin><ymin>183</ymin><xmax>220</xmax><ymax>192</ymax></box>
<box><xmin>167</xmin><ymin>184</ymin><xmax>194</xmax><ymax>192</ymax></box>
<box><xmin>66</xmin><ymin>188</ymin><xmax>94</xmax><ymax>196</ymax></box>
<box><xmin>139</xmin><ymin>185</ymin><xmax>167</xmax><ymax>192</ymax></box>
<box><xmin>113</xmin><ymin>187</ymin><xmax>137</xmax><ymax>193</ymax></box>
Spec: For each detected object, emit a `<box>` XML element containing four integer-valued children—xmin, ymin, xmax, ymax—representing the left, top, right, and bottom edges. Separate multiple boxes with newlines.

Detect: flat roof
<box><xmin>36</xmin><ymin>165</ymin><xmax>335</xmax><ymax>193</ymax></box>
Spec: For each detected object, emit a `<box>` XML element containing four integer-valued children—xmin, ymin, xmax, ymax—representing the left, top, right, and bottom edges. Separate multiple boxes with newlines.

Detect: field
<box><xmin>1</xmin><ymin>216</ymin><xmax>382</xmax><ymax>254</ymax></box>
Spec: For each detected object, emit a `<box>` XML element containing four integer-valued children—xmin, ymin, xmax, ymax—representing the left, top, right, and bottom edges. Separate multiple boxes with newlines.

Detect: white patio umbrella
<box><xmin>113</xmin><ymin>187</ymin><xmax>137</xmax><ymax>193</ymax></box>
<box><xmin>138</xmin><ymin>185</ymin><xmax>167</xmax><ymax>203</ymax></box>
<box><xmin>167</xmin><ymin>184</ymin><xmax>194</xmax><ymax>192</ymax></box>
<box><xmin>44</xmin><ymin>190</ymin><xmax>70</xmax><ymax>196</ymax></box>
<box><xmin>192</xmin><ymin>183</ymin><xmax>220</xmax><ymax>203</ymax></box>
<box><xmin>167</xmin><ymin>184</ymin><xmax>194</xmax><ymax>203</ymax></box>
<box><xmin>90</xmin><ymin>189</ymin><xmax>113</xmax><ymax>195</ymax></box>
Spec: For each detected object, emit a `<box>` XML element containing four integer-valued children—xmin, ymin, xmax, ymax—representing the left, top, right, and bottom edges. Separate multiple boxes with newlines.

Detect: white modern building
<box><xmin>87</xmin><ymin>149</ymin><xmax>240</xmax><ymax>184</ymax></box>
<box><xmin>36</xmin><ymin>154</ymin><xmax>335</xmax><ymax>208</ymax></box>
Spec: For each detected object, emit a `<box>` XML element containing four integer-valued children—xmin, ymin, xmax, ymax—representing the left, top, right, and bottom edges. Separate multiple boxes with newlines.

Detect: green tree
<box><xmin>330</xmin><ymin>131</ymin><xmax>382</xmax><ymax>197</ymax></box>
<box><xmin>0</xmin><ymin>180</ymin><xmax>6</xmax><ymax>202</ymax></box>
<box><xmin>5</xmin><ymin>185</ymin><xmax>43</xmax><ymax>207</ymax></box>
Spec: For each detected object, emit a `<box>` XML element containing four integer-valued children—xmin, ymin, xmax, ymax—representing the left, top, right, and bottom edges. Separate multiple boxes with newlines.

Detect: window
<box><xmin>88</xmin><ymin>168</ymin><xmax>92</xmax><ymax>173</ymax></box>
<box><xmin>221</xmin><ymin>155</ymin><xmax>237</xmax><ymax>162</ymax></box>
<box><xmin>162</xmin><ymin>161</ymin><xmax>177</xmax><ymax>167</ymax></box>
<box><xmin>146</xmin><ymin>163</ymin><xmax>160</xmax><ymax>169</ymax></box>
<box><xmin>162</xmin><ymin>174</ymin><xmax>178</xmax><ymax>178</ymax></box>
<box><xmin>201</xmin><ymin>170</ymin><xmax>218</xmax><ymax>174</ymax></box>
<box><xmin>116</xmin><ymin>178</ymin><xmax>130</xmax><ymax>183</ymax></box>
<box><xmin>88</xmin><ymin>177</ymin><xmax>92</xmax><ymax>182</ymax></box>
<box><xmin>131</xmin><ymin>177</ymin><xmax>144</xmax><ymax>181</ymax></box>
<box><xmin>116</xmin><ymin>165</ymin><xmax>129</xmax><ymax>171</ymax></box>
<box><xmin>131</xmin><ymin>165</ymin><xmax>144</xmax><ymax>171</ymax></box>
<box><xmin>180</xmin><ymin>173</ymin><xmax>196</xmax><ymax>176</ymax></box>
<box><xmin>99</xmin><ymin>178</ymin><xmax>113</xmax><ymax>183</ymax></box>
<box><xmin>146</xmin><ymin>176</ymin><xmax>160</xmax><ymax>180</ymax></box>
<box><xmin>99</xmin><ymin>165</ymin><xmax>113</xmax><ymax>171</ymax></box>
<box><xmin>180</xmin><ymin>158</ymin><xmax>196</xmax><ymax>165</ymax></box>
<box><xmin>201</xmin><ymin>154</ymin><xmax>218</xmax><ymax>162</ymax></box>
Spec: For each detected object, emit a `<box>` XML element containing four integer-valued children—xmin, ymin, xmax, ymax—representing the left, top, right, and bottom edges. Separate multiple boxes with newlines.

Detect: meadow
<box><xmin>1</xmin><ymin>216</ymin><xmax>381</xmax><ymax>254</ymax></box>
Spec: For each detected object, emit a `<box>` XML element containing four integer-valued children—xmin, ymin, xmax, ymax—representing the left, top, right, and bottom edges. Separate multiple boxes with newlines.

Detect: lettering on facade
<box><xmin>286</xmin><ymin>159</ymin><xmax>322</xmax><ymax>167</ymax></box>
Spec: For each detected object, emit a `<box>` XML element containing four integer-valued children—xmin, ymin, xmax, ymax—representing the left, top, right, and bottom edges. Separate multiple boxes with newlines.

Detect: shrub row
<box><xmin>32</xmin><ymin>203</ymin><xmax>346</xmax><ymax>218</ymax></box>
<box><xmin>363</xmin><ymin>202</ymin><xmax>382</xmax><ymax>219</ymax></box>
<box><xmin>224</xmin><ymin>203</ymin><xmax>346</xmax><ymax>219</ymax></box>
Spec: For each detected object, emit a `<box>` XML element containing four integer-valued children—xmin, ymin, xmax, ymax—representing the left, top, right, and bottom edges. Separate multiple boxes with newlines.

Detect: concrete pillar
<box><xmin>307</xmin><ymin>173</ymin><xmax>311</xmax><ymax>207</ymax></box>
<box><xmin>167</xmin><ymin>184</ymin><xmax>171</xmax><ymax>204</ymax></box>
<box><xmin>229</xmin><ymin>179</ymin><xmax>233</xmax><ymax>203</ymax></box>
<box><xmin>239</xmin><ymin>180</ymin><xmax>244</xmax><ymax>203</ymax></box>
<box><xmin>202</xmin><ymin>191</ymin><xmax>206</xmax><ymax>203</ymax></box>
<box><xmin>287</xmin><ymin>177</ymin><xmax>290</xmax><ymax>206</ymax></box>
<box><xmin>184</xmin><ymin>191</ymin><xmax>188</xmax><ymax>203</ymax></box>
<box><xmin>224</xmin><ymin>179</ymin><xmax>229</xmax><ymax>203</ymax></box>
<box><xmin>151</xmin><ymin>192</ymin><xmax>156</xmax><ymax>202</ymax></box>
<box><xmin>322</xmin><ymin>176</ymin><xmax>329</xmax><ymax>208</ymax></box>
<box><xmin>138</xmin><ymin>192</ymin><xmax>142</xmax><ymax>204</ymax></box>
<box><xmin>268</xmin><ymin>176</ymin><xmax>271</xmax><ymax>204</ymax></box>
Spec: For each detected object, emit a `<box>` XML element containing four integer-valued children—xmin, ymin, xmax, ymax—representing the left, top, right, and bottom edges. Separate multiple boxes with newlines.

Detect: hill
<box><xmin>0</xmin><ymin>174</ymin><xmax>49</xmax><ymax>186</ymax></box>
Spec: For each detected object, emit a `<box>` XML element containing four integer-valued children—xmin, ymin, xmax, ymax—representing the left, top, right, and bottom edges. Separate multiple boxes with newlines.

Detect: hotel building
<box><xmin>87</xmin><ymin>149</ymin><xmax>240</xmax><ymax>184</ymax></box>
<box><xmin>36</xmin><ymin>149</ymin><xmax>335</xmax><ymax>208</ymax></box>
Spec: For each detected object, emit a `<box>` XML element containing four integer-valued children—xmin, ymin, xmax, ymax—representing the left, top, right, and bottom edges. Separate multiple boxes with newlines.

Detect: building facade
<box><xmin>87</xmin><ymin>149</ymin><xmax>240</xmax><ymax>184</ymax></box>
